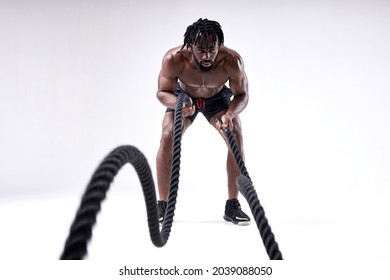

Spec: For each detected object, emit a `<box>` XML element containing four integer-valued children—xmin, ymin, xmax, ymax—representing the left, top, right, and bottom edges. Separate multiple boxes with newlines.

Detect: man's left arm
<box><xmin>222</xmin><ymin>54</ymin><xmax>249</xmax><ymax>130</ymax></box>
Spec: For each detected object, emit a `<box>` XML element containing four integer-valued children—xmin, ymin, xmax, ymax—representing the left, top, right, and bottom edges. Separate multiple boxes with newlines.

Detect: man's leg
<box><xmin>156</xmin><ymin>112</ymin><xmax>192</xmax><ymax>221</ymax></box>
<box><xmin>210</xmin><ymin>111</ymin><xmax>245</xmax><ymax>198</ymax></box>
<box><xmin>210</xmin><ymin>111</ymin><xmax>250</xmax><ymax>225</ymax></box>
<box><xmin>156</xmin><ymin>112</ymin><xmax>174</xmax><ymax>202</ymax></box>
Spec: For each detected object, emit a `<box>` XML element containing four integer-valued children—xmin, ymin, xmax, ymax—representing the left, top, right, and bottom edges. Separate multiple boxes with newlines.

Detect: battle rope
<box><xmin>237</xmin><ymin>175</ymin><xmax>283</xmax><ymax>260</ymax></box>
<box><xmin>60</xmin><ymin>93</ymin><xmax>190</xmax><ymax>259</ymax></box>
<box><xmin>216</xmin><ymin>118</ymin><xmax>283</xmax><ymax>260</ymax></box>
<box><xmin>60</xmin><ymin>94</ymin><xmax>283</xmax><ymax>260</ymax></box>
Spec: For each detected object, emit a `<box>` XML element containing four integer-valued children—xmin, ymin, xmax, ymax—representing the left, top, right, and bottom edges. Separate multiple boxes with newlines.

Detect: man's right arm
<box><xmin>156</xmin><ymin>52</ymin><xmax>180</xmax><ymax>110</ymax></box>
<box><xmin>156</xmin><ymin>51</ymin><xmax>195</xmax><ymax>116</ymax></box>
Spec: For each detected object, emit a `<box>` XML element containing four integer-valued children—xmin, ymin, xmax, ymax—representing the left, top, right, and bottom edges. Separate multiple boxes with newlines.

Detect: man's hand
<box><xmin>221</xmin><ymin>112</ymin><xmax>234</xmax><ymax>131</ymax></box>
<box><xmin>182</xmin><ymin>97</ymin><xmax>195</xmax><ymax>117</ymax></box>
<box><xmin>218</xmin><ymin>112</ymin><xmax>234</xmax><ymax>131</ymax></box>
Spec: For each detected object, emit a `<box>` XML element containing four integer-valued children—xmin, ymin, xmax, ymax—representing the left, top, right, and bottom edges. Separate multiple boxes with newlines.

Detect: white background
<box><xmin>0</xmin><ymin>0</ymin><xmax>389</xmax><ymax>277</ymax></box>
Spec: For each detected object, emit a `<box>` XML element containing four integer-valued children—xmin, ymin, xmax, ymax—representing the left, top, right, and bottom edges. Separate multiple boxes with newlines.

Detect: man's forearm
<box><xmin>156</xmin><ymin>90</ymin><xmax>177</xmax><ymax>110</ymax></box>
<box><xmin>227</xmin><ymin>92</ymin><xmax>249</xmax><ymax>118</ymax></box>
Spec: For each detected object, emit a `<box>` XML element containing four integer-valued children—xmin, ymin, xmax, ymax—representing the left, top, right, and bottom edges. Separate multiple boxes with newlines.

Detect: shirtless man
<box><xmin>156</xmin><ymin>18</ymin><xmax>250</xmax><ymax>225</ymax></box>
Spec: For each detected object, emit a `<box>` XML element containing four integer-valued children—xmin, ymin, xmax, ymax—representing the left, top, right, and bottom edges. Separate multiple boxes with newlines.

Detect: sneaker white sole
<box><xmin>223</xmin><ymin>215</ymin><xmax>251</xmax><ymax>226</ymax></box>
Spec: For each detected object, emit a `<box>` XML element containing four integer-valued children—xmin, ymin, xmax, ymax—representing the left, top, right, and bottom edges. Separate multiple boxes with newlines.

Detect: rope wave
<box><xmin>60</xmin><ymin>93</ymin><xmax>282</xmax><ymax>260</ymax></box>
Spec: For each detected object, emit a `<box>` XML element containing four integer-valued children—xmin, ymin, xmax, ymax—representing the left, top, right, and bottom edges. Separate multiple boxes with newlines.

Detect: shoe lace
<box><xmin>230</xmin><ymin>199</ymin><xmax>242</xmax><ymax>210</ymax></box>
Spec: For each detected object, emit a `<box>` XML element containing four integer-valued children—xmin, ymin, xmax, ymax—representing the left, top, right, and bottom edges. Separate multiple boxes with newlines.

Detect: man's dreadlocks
<box><xmin>181</xmin><ymin>18</ymin><xmax>224</xmax><ymax>50</ymax></box>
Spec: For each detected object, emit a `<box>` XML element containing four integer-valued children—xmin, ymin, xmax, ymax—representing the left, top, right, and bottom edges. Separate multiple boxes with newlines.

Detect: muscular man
<box><xmin>156</xmin><ymin>18</ymin><xmax>250</xmax><ymax>225</ymax></box>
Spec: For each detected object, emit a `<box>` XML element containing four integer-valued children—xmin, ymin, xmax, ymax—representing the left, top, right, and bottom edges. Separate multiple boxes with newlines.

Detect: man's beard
<box><xmin>193</xmin><ymin>55</ymin><xmax>213</xmax><ymax>72</ymax></box>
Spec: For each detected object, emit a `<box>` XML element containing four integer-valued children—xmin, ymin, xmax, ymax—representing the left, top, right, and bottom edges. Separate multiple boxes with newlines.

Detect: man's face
<box><xmin>191</xmin><ymin>36</ymin><xmax>219</xmax><ymax>72</ymax></box>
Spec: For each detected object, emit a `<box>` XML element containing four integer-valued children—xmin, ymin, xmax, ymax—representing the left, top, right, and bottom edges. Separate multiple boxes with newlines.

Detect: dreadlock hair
<box><xmin>181</xmin><ymin>18</ymin><xmax>224</xmax><ymax>50</ymax></box>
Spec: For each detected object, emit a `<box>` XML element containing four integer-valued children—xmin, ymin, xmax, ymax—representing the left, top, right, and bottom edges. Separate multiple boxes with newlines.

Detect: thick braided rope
<box><xmin>221</xmin><ymin>123</ymin><xmax>252</xmax><ymax>182</ymax></box>
<box><xmin>237</xmin><ymin>175</ymin><xmax>283</xmax><ymax>260</ymax></box>
<box><xmin>217</xmin><ymin>118</ymin><xmax>283</xmax><ymax>260</ymax></box>
<box><xmin>60</xmin><ymin>93</ymin><xmax>189</xmax><ymax>259</ymax></box>
<box><xmin>160</xmin><ymin>93</ymin><xmax>189</xmax><ymax>238</ymax></box>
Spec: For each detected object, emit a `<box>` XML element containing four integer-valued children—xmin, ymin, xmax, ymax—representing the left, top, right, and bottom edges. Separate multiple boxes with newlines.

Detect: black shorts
<box><xmin>166</xmin><ymin>83</ymin><xmax>233</xmax><ymax>123</ymax></box>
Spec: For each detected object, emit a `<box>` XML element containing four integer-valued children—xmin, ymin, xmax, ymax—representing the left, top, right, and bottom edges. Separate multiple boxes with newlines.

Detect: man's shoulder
<box><xmin>160</xmin><ymin>46</ymin><xmax>189</xmax><ymax>74</ymax></box>
<box><xmin>219</xmin><ymin>45</ymin><xmax>242</xmax><ymax>62</ymax></box>
<box><xmin>163</xmin><ymin>45</ymin><xmax>189</xmax><ymax>61</ymax></box>
<box><xmin>217</xmin><ymin>45</ymin><xmax>244</xmax><ymax>72</ymax></box>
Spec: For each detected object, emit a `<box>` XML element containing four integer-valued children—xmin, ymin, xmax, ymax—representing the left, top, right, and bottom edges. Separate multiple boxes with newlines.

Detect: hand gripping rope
<box><xmin>60</xmin><ymin>93</ymin><xmax>282</xmax><ymax>260</ymax></box>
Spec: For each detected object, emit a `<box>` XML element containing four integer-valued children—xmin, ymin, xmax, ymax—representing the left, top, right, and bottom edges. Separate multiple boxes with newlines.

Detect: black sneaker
<box><xmin>157</xmin><ymin>200</ymin><xmax>167</xmax><ymax>223</ymax></box>
<box><xmin>223</xmin><ymin>199</ymin><xmax>251</xmax><ymax>226</ymax></box>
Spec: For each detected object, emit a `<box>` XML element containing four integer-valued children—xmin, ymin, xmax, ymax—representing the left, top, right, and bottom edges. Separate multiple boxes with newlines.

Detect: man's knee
<box><xmin>159</xmin><ymin>112</ymin><xmax>174</xmax><ymax>144</ymax></box>
<box><xmin>160</xmin><ymin>129</ymin><xmax>173</xmax><ymax>146</ymax></box>
<box><xmin>231</xmin><ymin>125</ymin><xmax>242</xmax><ymax>139</ymax></box>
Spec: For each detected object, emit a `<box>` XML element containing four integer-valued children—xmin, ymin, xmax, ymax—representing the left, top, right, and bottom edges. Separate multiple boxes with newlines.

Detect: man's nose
<box><xmin>202</xmin><ymin>52</ymin><xmax>210</xmax><ymax>59</ymax></box>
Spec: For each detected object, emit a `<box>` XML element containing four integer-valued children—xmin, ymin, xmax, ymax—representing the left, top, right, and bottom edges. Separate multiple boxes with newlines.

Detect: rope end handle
<box><xmin>182</xmin><ymin>93</ymin><xmax>193</xmax><ymax>107</ymax></box>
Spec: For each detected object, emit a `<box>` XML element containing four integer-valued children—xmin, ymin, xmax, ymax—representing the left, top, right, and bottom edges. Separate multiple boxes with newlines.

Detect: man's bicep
<box><xmin>158</xmin><ymin>72</ymin><xmax>177</xmax><ymax>93</ymax></box>
<box><xmin>158</xmin><ymin>55</ymin><xmax>178</xmax><ymax>92</ymax></box>
<box><xmin>228</xmin><ymin>56</ymin><xmax>249</xmax><ymax>95</ymax></box>
<box><xmin>229</xmin><ymin>71</ymin><xmax>248</xmax><ymax>96</ymax></box>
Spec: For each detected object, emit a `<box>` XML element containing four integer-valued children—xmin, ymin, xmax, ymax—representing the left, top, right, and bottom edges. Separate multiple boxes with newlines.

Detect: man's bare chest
<box><xmin>178</xmin><ymin>69</ymin><xmax>229</xmax><ymax>98</ymax></box>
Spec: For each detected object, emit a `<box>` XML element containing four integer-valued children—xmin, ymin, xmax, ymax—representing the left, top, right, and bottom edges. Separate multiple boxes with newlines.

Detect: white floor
<box><xmin>1</xmin><ymin>177</ymin><xmax>389</xmax><ymax>279</ymax></box>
